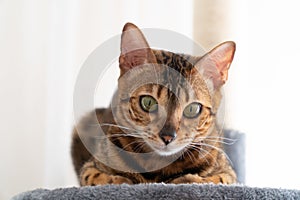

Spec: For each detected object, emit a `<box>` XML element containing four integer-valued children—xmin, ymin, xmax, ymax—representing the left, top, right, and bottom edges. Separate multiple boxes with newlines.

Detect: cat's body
<box><xmin>71</xmin><ymin>23</ymin><xmax>237</xmax><ymax>186</ymax></box>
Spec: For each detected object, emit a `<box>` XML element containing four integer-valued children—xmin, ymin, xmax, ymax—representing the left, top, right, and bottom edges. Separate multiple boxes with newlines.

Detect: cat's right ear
<box><xmin>119</xmin><ymin>23</ymin><xmax>157</xmax><ymax>76</ymax></box>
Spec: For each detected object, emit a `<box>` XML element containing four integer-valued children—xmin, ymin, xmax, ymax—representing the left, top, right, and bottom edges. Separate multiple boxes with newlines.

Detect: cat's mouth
<box><xmin>146</xmin><ymin>141</ymin><xmax>187</xmax><ymax>156</ymax></box>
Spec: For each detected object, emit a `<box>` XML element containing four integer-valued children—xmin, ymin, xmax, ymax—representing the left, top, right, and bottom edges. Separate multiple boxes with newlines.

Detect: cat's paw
<box><xmin>87</xmin><ymin>173</ymin><xmax>133</xmax><ymax>186</ymax></box>
<box><xmin>170</xmin><ymin>173</ymin><xmax>234</xmax><ymax>184</ymax></box>
<box><xmin>169</xmin><ymin>174</ymin><xmax>204</xmax><ymax>184</ymax></box>
<box><xmin>81</xmin><ymin>167</ymin><xmax>133</xmax><ymax>186</ymax></box>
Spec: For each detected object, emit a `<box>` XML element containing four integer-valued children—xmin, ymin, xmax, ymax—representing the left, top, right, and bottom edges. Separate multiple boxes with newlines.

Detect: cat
<box><xmin>71</xmin><ymin>22</ymin><xmax>237</xmax><ymax>185</ymax></box>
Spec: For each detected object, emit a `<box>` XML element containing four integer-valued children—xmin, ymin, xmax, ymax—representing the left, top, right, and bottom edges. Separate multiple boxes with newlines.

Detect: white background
<box><xmin>1</xmin><ymin>0</ymin><xmax>300</xmax><ymax>199</ymax></box>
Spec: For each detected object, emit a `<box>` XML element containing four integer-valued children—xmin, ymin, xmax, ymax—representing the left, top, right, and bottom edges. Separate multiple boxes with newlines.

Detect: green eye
<box><xmin>183</xmin><ymin>103</ymin><xmax>202</xmax><ymax>118</ymax></box>
<box><xmin>140</xmin><ymin>96</ymin><xmax>158</xmax><ymax>112</ymax></box>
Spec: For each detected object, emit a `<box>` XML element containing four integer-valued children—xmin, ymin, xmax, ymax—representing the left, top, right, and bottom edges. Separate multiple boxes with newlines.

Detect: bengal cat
<box><xmin>71</xmin><ymin>23</ymin><xmax>237</xmax><ymax>186</ymax></box>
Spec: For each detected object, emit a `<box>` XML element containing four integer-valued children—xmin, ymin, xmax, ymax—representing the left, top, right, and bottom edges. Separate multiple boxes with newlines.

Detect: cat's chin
<box><xmin>147</xmin><ymin>142</ymin><xmax>186</xmax><ymax>156</ymax></box>
<box><xmin>154</xmin><ymin>148</ymin><xmax>183</xmax><ymax>156</ymax></box>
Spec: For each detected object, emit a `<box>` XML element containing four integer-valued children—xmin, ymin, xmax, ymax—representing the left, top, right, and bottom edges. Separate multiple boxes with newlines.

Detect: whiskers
<box><xmin>182</xmin><ymin>135</ymin><xmax>235</xmax><ymax>167</ymax></box>
<box><xmin>88</xmin><ymin>123</ymin><xmax>148</xmax><ymax>139</ymax></box>
<box><xmin>194</xmin><ymin>136</ymin><xmax>237</xmax><ymax>146</ymax></box>
<box><xmin>88</xmin><ymin>123</ymin><xmax>150</xmax><ymax>153</ymax></box>
<box><xmin>184</xmin><ymin>144</ymin><xmax>211</xmax><ymax>165</ymax></box>
<box><xmin>100</xmin><ymin>123</ymin><xmax>137</xmax><ymax>131</ymax></box>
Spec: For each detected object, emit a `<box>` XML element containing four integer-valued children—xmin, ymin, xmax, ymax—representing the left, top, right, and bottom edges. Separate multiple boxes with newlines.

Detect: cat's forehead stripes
<box><xmin>153</xmin><ymin>50</ymin><xmax>197</xmax><ymax>75</ymax></box>
<box><xmin>152</xmin><ymin>50</ymin><xmax>194</xmax><ymax>101</ymax></box>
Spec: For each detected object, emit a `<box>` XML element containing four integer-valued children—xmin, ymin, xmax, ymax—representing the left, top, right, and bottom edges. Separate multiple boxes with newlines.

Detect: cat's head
<box><xmin>113</xmin><ymin>23</ymin><xmax>235</xmax><ymax>156</ymax></box>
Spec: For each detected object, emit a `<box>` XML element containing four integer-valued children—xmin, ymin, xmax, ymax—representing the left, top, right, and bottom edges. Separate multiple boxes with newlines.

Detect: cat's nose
<box><xmin>159</xmin><ymin>131</ymin><xmax>177</xmax><ymax>145</ymax></box>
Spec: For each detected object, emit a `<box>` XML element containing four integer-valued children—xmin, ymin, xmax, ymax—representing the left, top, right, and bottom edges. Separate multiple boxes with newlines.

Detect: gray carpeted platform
<box><xmin>13</xmin><ymin>184</ymin><xmax>300</xmax><ymax>200</ymax></box>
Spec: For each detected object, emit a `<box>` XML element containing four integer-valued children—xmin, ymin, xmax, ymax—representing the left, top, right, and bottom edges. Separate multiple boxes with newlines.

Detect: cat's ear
<box><xmin>195</xmin><ymin>41</ymin><xmax>235</xmax><ymax>88</ymax></box>
<box><xmin>119</xmin><ymin>23</ymin><xmax>157</xmax><ymax>75</ymax></box>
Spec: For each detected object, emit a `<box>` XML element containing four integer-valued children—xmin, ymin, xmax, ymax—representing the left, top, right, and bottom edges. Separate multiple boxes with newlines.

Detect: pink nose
<box><xmin>160</xmin><ymin>132</ymin><xmax>176</xmax><ymax>145</ymax></box>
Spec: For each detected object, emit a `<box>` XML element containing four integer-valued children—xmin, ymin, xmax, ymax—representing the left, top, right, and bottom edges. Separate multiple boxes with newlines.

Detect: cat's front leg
<box><xmin>169</xmin><ymin>173</ymin><xmax>235</xmax><ymax>184</ymax></box>
<box><xmin>79</xmin><ymin>160</ymin><xmax>133</xmax><ymax>186</ymax></box>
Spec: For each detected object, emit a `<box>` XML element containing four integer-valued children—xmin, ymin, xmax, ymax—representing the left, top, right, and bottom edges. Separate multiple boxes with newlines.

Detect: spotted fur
<box><xmin>71</xmin><ymin>23</ymin><xmax>237</xmax><ymax>186</ymax></box>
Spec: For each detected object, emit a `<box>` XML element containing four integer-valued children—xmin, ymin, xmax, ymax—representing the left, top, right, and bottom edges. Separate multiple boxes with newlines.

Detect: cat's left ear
<box><xmin>195</xmin><ymin>41</ymin><xmax>236</xmax><ymax>88</ymax></box>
